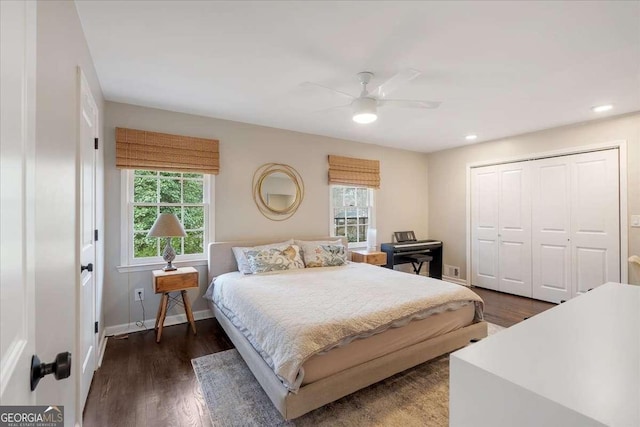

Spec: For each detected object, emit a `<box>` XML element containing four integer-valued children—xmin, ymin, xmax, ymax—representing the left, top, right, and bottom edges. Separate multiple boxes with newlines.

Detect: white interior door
<box><xmin>497</xmin><ymin>162</ymin><xmax>532</xmax><ymax>297</ymax></box>
<box><xmin>532</xmin><ymin>156</ymin><xmax>573</xmax><ymax>303</ymax></box>
<box><xmin>571</xmin><ymin>149</ymin><xmax>620</xmax><ymax>295</ymax></box>
<box><xmin>78</xmin><ymin>68</ymin><xmax>98</xmax><ymax>410</ymax></box>
<box><xmin>471</xmin><ymin>166</ymin><xmax>500</xmax><ymax>290</ymax></box>
<box><xmin>0</xmin><ymin>0</ymin><xmax>36</xmax><ymax>405</ymax></box>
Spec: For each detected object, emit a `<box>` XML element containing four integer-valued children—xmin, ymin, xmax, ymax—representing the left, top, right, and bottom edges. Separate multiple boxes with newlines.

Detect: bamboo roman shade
<box><xmin>328</xmin><ymin>155</ymin><xmax>380</xmax><ymax>189</ymax></box>
<box><xmin>116</xmin><ymin>127</ymin><xmax>219</xmax><ymax>175</ymax></box>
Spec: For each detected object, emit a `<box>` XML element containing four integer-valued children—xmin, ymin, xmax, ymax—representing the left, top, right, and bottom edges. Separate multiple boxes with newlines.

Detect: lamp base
<box><xmin>162</xmin><ymin>240</ymin><xmax>178</xmax><ymax>271</ymax></box>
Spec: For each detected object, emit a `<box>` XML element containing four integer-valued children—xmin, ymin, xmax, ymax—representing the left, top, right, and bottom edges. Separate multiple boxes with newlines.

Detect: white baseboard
<box><xmin>104</xmin><ymin>308</ymin><xmax>214</xmax><ymax>337</ymax></box>
<box><xmin>97</xmin><ymin>331</ymin><xmax>107</xmax><ymax>368</ymax></box>
<box><xmin>443</xmin><ymin>275</ymin><xmax>469</xmax><ymax>287</ymax></box>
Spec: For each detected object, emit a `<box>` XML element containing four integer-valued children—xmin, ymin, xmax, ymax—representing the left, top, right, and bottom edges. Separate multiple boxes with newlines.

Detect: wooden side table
<box><xmin>152</xmin><ymin>266</ymin><xmax>198</xmax><ymax>343</ymax></box>
<box><xmin>350</xmin><ymin>250</ymin><xmax>387</xmax><ymax>266</ymax></box>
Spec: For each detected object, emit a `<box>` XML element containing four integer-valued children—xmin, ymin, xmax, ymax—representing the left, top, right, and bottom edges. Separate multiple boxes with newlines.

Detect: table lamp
<box><xmin>367</xmin><ymin>228</ymin><xmax>377</xmax><ymax>252</ymax></box>
<box><xmin>147</xmin><ymin>213</ymin><xmax>186</xmax><ymax>271</ymax></box>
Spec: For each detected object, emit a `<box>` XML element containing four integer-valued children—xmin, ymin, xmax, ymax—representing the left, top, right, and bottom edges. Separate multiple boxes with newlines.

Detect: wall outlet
<box><xmin>134</xmin><ymin>288</ymin><xmax>144</xmax><ymax>301</ymax></box>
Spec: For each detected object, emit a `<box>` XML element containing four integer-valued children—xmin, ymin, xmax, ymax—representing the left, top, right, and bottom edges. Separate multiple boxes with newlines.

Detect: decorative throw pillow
<box><xmin>232</xmin><ymin>239</ymin><xmax>294</xmax><ymax>274</ymax></box>
<box><xmin>243</xmin><ymin>244</ymin><xmax>305</xmax><ymax>274</ymax></box>
<box><xmin>294</xmin><ymin>239</ymin><xmax>342</xmax><ymax>261</ymax></box>
<box><xmin>301</xmin><ymin>244</ymin><xmax>347</xmax><ymax>268</ymax></box>
<box><xmin>294</xmin><ymin>239</ymin><xmax>343</xmax><ymax>247</ymax></box>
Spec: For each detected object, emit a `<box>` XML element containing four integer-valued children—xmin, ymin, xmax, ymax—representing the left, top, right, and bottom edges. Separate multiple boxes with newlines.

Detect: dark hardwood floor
<box><xmin>471</xmin><ymin>287</ymin><xmax>555</xmax><ymax>327</ymax></box>
<box><xmin>83</xmin><ymin>319</ymin><xmax>232</xmax><ymax>427</ymax></box>
<box><xmin>83</xmin><ymin>288</ymin><xmax>555</xmax><ymax>426</ymax></box>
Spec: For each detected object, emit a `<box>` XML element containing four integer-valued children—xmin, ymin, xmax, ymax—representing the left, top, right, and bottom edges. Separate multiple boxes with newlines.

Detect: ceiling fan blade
<box><xmin>313</xmin><ymin>104</ymin><xmax>351</xmax><ymax>114</ymax></box>
<box><xmin>378</xmin><ymin>99</ymin><xmax>441</xmax><ymax>109</ymax></box>
<box><xmin>300</xmin><ymin>82</ymin><xmax>355</xmax><ymax>100</ymax></box>
<box><xmin>375</xmin><ymin>69</ymin><xmax>421</xmax><ymax>99</ymax></box>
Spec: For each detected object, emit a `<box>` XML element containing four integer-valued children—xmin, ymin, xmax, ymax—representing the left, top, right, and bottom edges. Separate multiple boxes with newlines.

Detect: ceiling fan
<box><xmin>301</xmin><ymin>69</ymin><xmax>440</xmax><ymax>124</ymax></box>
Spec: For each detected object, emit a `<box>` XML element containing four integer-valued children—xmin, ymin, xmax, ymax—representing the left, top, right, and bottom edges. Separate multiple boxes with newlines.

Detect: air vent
<box><xmin>444</xmin><ymin>264</ymin><xmax>460</xmax><ymax>278</ymax></box>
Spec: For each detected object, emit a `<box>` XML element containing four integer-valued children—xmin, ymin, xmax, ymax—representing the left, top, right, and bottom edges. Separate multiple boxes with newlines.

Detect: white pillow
<box><xmin>232</xmin><ymin>239</ymin><xmax>293</xmax><ymax>274</ymax></box>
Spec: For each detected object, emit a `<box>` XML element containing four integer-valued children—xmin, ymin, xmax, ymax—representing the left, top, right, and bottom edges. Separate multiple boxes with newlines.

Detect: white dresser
<box><xmin>450</xmin><ymin>282</ymin><xmax>639</xmax><ymax>427</ymax></box>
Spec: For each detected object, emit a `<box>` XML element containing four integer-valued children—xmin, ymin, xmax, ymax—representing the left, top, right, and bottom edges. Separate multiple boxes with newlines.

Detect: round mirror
<box><xmin>253</xmin><ymin>163</ymin><xmax>304</xmax><ymax>221</ymax></box>
<box><xmin>260</xmin><ymin>171</ymin><xmax>297</xmax><ymax>212</ymax></box>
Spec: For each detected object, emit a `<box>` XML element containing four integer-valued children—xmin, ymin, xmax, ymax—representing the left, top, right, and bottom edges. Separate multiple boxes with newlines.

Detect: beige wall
<box><xmin>427</xmin><ymin>112</ymin><xmax>640</xmax><ymax>286</ymax></box>
<box><xmin>103</xmin><ymin>102</ymin><xmax>429</xmax><ymax>329</ymax></box>
<box><xmin>35</xmin><ymin>0</ymin><xmax>104</xmax><ymax>421</ymax></box>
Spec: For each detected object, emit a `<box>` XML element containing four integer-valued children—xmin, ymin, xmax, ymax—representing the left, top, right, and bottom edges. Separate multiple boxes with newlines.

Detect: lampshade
<box><xmin>352</xmin><ymin>97</ymin><xmax>377</xmax><ymax>124</ymax></box>
<box><xmin>147</xmin><ymin>213</ymin><xmax>186</xmax><ymax>238</ymax></box>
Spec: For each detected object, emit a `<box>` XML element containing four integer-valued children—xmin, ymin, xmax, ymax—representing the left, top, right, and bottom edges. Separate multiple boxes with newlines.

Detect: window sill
<box><xmin>116</xmin><ymin>259</ymin><xmax>207</xmax><ymax>273</ymax></box>
<box><xmin>348</xmin><ymin>243</ymin><xmax>368</xmax><ymax>250</ymax></box>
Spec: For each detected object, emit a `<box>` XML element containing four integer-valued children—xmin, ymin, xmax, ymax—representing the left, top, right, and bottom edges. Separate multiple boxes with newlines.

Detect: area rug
<box><xmin>192</xmin><ymin>323</ymin><xmax>505</xmax><ymax>426</ymax></box>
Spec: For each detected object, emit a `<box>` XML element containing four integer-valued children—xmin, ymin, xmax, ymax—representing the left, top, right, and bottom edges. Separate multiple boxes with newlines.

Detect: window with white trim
<box><xmin>330</xmin><ymin>185</ymin><xmax>375</xmax><ymax>248</ymax></box>
<box><xmin>123</xmin><ymin>169</ymin><xmax>211</xmax><ymax>265</ymax></box>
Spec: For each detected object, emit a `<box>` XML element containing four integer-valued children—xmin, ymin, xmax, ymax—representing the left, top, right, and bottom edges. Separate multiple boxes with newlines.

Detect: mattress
<box><xmin>205</xmin><ymin>263</ymin><xmax>483</xmax><ymax>390</ymax></box>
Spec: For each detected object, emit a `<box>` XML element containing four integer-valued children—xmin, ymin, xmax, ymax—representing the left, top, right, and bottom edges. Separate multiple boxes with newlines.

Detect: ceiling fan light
<box><xmin>353</xmin><ymin>113</ymin><xmax>377</xmax><ymax>124</ymax></box>
<box><xmin>352</xmin><ymin>97</ymin><xmax>377</xmax><ymax>124</ymax></box>
<box><xmin>592</xmin><ymin>104</ymin><xmax>613</xmax><ymax>113</ymax></box>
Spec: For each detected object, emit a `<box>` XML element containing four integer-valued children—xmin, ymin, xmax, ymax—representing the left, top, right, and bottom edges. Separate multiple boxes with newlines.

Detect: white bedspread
<box><xmin>205</xmin><ymin>262</ymin><xmax>483</xmax><ymax>392</ymax></box>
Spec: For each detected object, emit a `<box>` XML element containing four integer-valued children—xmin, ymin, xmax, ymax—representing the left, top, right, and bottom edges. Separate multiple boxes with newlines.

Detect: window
<box><xmin>123</xmin><ymin>169</ymin><xmax>211</xmax><ymax>265</ymax></box>
<box><xmin>330</xmin><ymin>185</ymin><xmax>375</xmax><ymax>247</ymax></box>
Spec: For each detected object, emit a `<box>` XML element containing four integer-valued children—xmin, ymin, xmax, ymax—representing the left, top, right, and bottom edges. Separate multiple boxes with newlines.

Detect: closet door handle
<box><xmin>80</xmin><ymin>263</ymin><xmax>93</xmax><ymax>273</ymax></box>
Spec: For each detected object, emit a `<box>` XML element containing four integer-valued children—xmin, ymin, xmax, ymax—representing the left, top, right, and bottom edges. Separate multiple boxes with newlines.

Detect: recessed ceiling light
<box><xmin>465</xmin><ymin>134</ymin><xmax>478</xmax><ymax>141</ymax></box>
<box><xmin>592</xmin><ymin>104</ymin><xmax>613</xmax><ymax>113</ymax></box>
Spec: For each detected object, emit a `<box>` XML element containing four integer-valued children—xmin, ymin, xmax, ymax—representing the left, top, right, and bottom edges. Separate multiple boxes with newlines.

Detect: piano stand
<box><xmin>381</xmin><ymin>239</ymin><xmax>443</xmax><ymax>280</ymax></box>
<box><xmin>406</xmin><ymin>254</ymin><xmax>433</xmax><ymax>275</ymax></box>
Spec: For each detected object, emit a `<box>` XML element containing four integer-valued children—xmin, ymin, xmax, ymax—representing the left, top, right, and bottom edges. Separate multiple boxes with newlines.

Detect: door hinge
<box><xmin>94</xmin><ymin>229</ymin><xmax>98</xmax><ymax>241</ymax></box>
<box><xmin>94</xmin><ymin>137</ymin><xmax>99</xmax><ymax>150</ymax></box>
<box><xmin>94</xmin><ymin>321</ymin><xmax>99</xmax><ymax>334</ymax></box>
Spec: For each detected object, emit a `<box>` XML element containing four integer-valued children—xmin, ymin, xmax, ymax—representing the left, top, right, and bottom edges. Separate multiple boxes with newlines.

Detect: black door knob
<box><xmin>80</xmin><ymin>263</ymin><xmax>93</xmax><ymax>273</ymax></box>
<box><xmin>30</xmin><ymin>352</ymin><xmax>72</xmax><ymax>391</ymax></box>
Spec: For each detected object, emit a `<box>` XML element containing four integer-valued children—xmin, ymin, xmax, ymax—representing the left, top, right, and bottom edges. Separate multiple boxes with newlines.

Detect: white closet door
<box><xmin>471</xmin><ymin>166</ymin><xmax>500</xmax><ymax>290</ymax></box>
<box><xmin>497</xmin><ymin>162</ymin><xmax>532</xmax><ymax>297</ymax></box>
<box><xmin>532</xmin><ymin>156</ymin><xmax>573</xmax><ymax>303</ymax></box>
<box><xmin>571</xmin><ymin>149</ymin><xmax>620</xmax><ymax>295</ymax></box>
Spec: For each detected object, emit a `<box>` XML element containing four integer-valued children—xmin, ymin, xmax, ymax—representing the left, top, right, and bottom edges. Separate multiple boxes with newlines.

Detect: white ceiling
<box><xmin>75</xmin><ymin>1</ymin><xmax>640</xmax><ymax>153</ymax></box>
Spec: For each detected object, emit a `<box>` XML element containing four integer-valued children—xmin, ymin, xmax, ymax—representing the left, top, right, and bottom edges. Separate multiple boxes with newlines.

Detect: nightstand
<box><xmin>152</xmin><ymin>266</ymin><xmax>198</xmax><ymax>343</ymax></box>
<box><xmin>350</xmin><ymin>250</ymin><xmax>387</xmax><ymax>266</ymax></box>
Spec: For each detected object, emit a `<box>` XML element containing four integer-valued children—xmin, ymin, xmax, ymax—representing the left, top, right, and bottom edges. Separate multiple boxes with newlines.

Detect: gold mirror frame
<box><xmin>252</xmin><ymin>163</ymin><xmax>304</xmax><ymax>221</ymax></box>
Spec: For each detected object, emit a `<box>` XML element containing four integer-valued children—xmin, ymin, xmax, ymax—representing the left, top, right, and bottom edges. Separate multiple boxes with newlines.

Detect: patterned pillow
<box><xmin>301</xmin><ymin>244</ymin><xmax>347</xmax><ymax>268</ymax></box>
<box><xmin>232</xmin><ymin>239</ymin><xmax>294</xmax><ymax>274</ymax></box>
<box><xmin>295</xmin><ymin>239</ymin><xmax>342</xmax><ymax>262</ymax></box>
<box><xmin>243</xmin><ymin>245</ymin><xmax>305</xmax><ymax>274</ymax></box>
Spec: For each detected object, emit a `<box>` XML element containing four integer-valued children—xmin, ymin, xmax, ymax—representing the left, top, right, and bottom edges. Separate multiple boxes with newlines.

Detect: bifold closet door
<box><xmin>532</xmin><ymin>149</ymin><xmax>620</xmax><ymax>303</ymax></box>
<box><xmin>471</xmin><ymin>162</ymin><xmax>531</xmax><ymax>295</ymax></box>
<box><xmin>497</xmin><ymin>162</ymin><xmax>532</xmax><ymax>297</ymax></box>
<box><xmin>471</xmin><ymin>166</ymin><xmax>500</xmax><ymax>290</ymax></box>
<box><xmin>571</xmin><ymin>149</ymin><xmax>620</xmax><ymax>295</ymax></box>
<box><xmin>531</xmin><ymin>157</ymin><xmax>572</xmax><ymax>303</ymax></box>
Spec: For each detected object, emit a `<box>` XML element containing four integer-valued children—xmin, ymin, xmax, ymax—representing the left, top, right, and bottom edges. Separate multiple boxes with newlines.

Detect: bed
<box><xmin>205</xmin><ymin>237</ymin><xmax>487</xmax><ymax>420</ymax></box>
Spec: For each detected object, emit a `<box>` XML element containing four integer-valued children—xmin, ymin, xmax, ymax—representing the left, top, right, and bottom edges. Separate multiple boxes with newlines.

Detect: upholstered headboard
<box><xmin>207</xmin><ymin>236</ymin><xmax>349</xmax><ymax>284</ymax></box>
